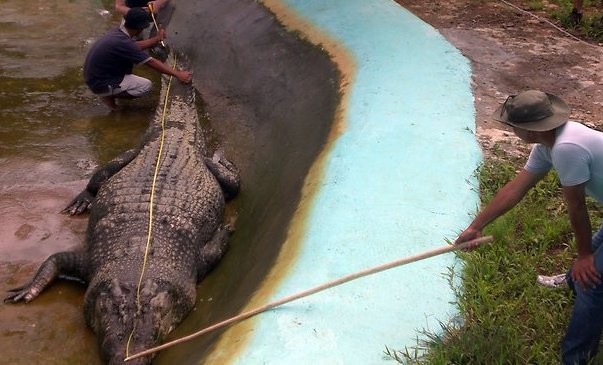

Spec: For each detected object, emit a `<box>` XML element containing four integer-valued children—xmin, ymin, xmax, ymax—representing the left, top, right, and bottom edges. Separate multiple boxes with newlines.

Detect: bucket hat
<box><xmin>124</xmin><ymin>7</ymin><xmax>151</xmax><ymax>30</ymax></box>
<box><xmin>493</xmin><ymin>90</ymin><xmax>569</xmax><ymax>131</ymax></box>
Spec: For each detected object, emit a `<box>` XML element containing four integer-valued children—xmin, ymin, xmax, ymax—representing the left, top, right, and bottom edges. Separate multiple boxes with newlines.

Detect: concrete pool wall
<box><xmin>157</xmin><ymin>0</ymin><xmax>343</xmax><ymax>363</ymax></box>
<box><xmin>159</xmin><ymin>0</ymin><xmax>481</xmax><ymax>363</ymax></box>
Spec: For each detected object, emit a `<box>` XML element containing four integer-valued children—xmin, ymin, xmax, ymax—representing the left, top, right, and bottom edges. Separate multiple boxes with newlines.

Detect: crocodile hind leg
<box><xmin>204</xmin><ymin>150</ymin><xmax>240</xmax><ymax>200</ymax></box>
<box><xmin>196</xmin><ymin>225</ymin><xmax>233</xmax><ymax>281</ymax></box>
<box><xmin>62</xmin><ymin>148</ymin><xmax>139</xmax><ymax>215</ymax></box>
<box><xmin>4</xmin><ymin>251</ymin><xmax>88</xmax><ymax>303</ymax></box>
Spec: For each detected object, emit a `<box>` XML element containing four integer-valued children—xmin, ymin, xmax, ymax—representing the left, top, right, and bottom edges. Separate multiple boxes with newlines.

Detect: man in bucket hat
<box><xmin>455</xmin><ymin>90</ymin><xmax>603</xmax><ymax>364</ymax></box>
<box><xmin>83</xmin><ymin>7</ymin><xmax>191</xmax><ymax>110</ymax></box>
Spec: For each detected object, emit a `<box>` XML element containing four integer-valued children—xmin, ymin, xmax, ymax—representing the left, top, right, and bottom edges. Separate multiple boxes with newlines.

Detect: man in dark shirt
<box><xmin>83</xmin><ymin>7</ymin><xmax>191</xmax><ymax>110</ymax></box>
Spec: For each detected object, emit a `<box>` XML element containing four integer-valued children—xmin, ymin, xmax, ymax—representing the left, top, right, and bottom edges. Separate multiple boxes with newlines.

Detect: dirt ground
<box><xmin>396</xmin><ymin>0</ymin><xmax>603</xmax><ymax>158</ymax></box>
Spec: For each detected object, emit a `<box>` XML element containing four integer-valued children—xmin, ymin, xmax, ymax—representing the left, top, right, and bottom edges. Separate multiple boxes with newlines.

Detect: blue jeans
<box><xmin>562</xmin><ymin>223</ymin><xmax>603</xmax><ymax>365</ymax></box>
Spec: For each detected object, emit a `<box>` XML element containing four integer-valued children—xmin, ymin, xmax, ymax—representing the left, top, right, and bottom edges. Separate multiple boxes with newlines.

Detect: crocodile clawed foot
<box><xmin>204</xmin><ymin>151</ymin><xmax>240</xmax><ymax>200</ymax></box>
<box><xmin>224</xmin><ymin>215</ymin><xmax>237</xmax><ymax>233</ymax></box>
<box><xmin>211</xmin><ymin>148</ymin><xmax>225</xmax><ymax>164</ymax></box>
<box><xmin>4</xmin><ymin>284</ymin><xmax>37</xmax><ymax>303</ymax></box>
<box><xmin>61</xmin><ymin>190</ymin><xmax>94</xmax><ymax>215</ymax></box>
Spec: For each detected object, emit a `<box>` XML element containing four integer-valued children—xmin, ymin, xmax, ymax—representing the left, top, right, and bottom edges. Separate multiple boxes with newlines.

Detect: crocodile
<box><xmin>4</xmin><ymin>74</ymin><xmax>240</xmax><ymax>364</ymax></box>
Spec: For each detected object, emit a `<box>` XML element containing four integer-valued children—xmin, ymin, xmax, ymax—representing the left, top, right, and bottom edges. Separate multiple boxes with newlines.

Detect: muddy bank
<box><xmin>396</xmin><ymin>0</ymin><xmax>603</xmax><ymax>158</ymax></box>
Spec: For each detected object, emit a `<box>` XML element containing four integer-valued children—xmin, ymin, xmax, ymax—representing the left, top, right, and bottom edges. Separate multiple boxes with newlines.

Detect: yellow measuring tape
<box><xmin>125</xmin><ymin>55</ymin><xmax>177</xmax><ymax>357</ymax></box>
<box><xmin>147</xmin><ymin>2</ymin><xmax>166</xmax><ymax>47</ymax></box>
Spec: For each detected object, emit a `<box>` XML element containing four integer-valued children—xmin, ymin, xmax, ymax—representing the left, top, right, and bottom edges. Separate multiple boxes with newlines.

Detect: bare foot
<box><xmin>100</xmin><ymin>96</ymin><xmax>122</xmax><ymax>111</ymax></box>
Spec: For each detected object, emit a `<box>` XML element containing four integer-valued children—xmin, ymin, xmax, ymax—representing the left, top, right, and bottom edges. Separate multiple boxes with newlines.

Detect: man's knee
<box><xmin>120</xmin><ymin>75</ymin><xmax>152</xmax><ymax>97</ymax></box>
<box><xmin>131</xmin><ymin>78</ymin><xmax>152</xmax><ymax>97</ymax></box>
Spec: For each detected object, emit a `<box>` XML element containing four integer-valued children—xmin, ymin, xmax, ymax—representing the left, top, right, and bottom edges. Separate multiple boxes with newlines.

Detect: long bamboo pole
<box><xmin>124</xmin><ymin>235</ymin><xmax>493</xmax><ymax>361</ymax></box>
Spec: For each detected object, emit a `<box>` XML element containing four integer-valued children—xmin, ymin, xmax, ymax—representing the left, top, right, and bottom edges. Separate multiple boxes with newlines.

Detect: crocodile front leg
<box><xmin>197</xmin><ymin>225</ymin><xmax>233</xmax><ymax>281</ymax></box>
<box><xmin>62</xmin><ymin>148</ymin><xmax>139</xmax><ymax>215</ymax></box>
<box><xmin>4</xmin><ymin>251</ymin><xmax>88</xmax><ymax>303</ymax></box>
<box><xmin>205</xmin><ymin>150</ymin><xmax>240</xmax><ymax>200</ymax></box>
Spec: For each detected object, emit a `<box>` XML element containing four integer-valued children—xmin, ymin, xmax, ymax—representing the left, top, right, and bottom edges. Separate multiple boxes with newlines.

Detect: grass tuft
<box><xmin>552</xmin><ymin>0</ymin><xmax>603</xmax><ymax>41</ymax></box>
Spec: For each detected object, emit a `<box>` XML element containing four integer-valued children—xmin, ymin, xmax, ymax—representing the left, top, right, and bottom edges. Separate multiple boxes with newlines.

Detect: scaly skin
<box><xmin>5</xmin><ymin>76</ymin><xmax>240</xmax><ymax>364</ymax></box>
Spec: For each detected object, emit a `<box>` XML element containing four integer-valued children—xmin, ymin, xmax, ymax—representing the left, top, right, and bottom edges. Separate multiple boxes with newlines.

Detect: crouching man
<box><xmin>83</xmin><ymin>7</ymin><xmax>191</xmax><ymax>110</ymax></box>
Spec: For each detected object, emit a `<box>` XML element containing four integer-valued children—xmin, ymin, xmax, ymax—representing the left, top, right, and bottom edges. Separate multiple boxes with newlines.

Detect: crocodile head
<box><xmin>85</xmin><ymin>278</ymin><xmax>192</xmax><ymax>365</ymax></box>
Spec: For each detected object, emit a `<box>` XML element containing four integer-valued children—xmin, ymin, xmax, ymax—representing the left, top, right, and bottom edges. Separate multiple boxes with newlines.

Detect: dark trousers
<box><xmin>562</xmin><ymin>224</ymin><xmax>603</xmax><ymax>365</ymax></box>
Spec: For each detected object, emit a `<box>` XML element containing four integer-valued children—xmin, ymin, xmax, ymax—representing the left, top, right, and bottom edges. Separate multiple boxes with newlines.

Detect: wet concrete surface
<box><xmin>0</xmin><ymin>182</ymin><xmax>100</xmax><ymax>365</ymax></box>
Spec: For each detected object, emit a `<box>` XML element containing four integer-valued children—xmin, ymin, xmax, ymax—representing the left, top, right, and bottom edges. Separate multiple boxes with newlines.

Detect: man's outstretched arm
<box><xmin>456</xmin><ymin>169</ymin><xmax>546</xmax><ymax>247</ymax></box>
<box><xmin>144</xmin><ymin>58</ymin><xmax>192</xmax><ymax>83</ymax></box>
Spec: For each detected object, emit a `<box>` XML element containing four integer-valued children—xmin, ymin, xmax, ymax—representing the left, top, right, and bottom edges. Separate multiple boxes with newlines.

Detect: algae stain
<box><xmin>205</xmin><ymin>1</ymin><xmax>356</xmax><ymax>363</ymax></box>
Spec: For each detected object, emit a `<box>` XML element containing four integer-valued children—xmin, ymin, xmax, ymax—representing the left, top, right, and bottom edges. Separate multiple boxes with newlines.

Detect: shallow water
<box><xmin>0</xmin><ymin>1</ymin><xmax>159</xmax><ymax>363</ymax></box>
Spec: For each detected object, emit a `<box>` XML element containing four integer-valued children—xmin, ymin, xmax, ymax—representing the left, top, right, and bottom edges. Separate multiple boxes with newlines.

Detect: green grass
<box><xmin>526</xmin><ymin>0</ymin><xmax>545</xmax><ymax>11</ymax></box>
<box><xmin>551</xmin><ymin>0</ymin><xmax>603</xmax><ymax>41</ymax></box>
<box><xmin>386</xmin><ymin>148</ymin><xmax>603</xmax><ymax>364</ymax></box>
<box><xmin>490</xmin><ymin>0</ymin><xmax>603</xmax><ymax>42</ymax></box>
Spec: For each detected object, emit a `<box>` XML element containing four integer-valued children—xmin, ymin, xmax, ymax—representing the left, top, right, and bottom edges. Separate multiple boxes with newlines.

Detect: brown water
<box><xmin>0</xmin><ymin>1</ymin><xmax>159</xmax><ymax>364</ymax></box>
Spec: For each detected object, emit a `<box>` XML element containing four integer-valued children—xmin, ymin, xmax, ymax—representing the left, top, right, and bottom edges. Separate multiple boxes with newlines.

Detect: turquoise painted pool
<box><xmin>225</xmin><ymin>0</ymin><xmax>482</xmax><ymax>364</ymax></box>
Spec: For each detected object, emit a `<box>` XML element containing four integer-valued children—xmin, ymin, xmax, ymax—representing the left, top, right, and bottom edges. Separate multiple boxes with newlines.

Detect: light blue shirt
<box><xmin>525</xmin><ymin>121</ymin><xmax>603</xmax><ymax>203</ymax></box>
